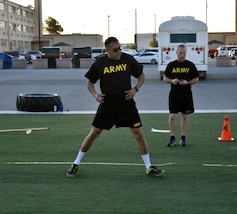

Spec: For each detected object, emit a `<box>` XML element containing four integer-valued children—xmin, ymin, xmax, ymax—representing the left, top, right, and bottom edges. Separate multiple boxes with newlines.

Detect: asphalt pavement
<box><xmin>0</xmin><ymin>58</ymin><xmax>236</xmax><ymax>113</ymax></box>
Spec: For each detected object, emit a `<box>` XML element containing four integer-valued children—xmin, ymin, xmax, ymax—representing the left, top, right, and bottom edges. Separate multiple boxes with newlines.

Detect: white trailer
<box><xmin>158</xmin><ymin>16</ymin><xmax>208</xmax><ymax>79</ymax></box>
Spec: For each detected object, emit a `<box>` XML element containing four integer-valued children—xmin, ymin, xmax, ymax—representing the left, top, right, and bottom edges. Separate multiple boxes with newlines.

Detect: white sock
<box><xmin>141</xmin><ymin>153</ymin><xmax>151</xmax><ymax>169</ymax></box>
<box><xmin>73</xmin><ymin>150</ymin><xmax>86</xmax><ymax>165</ymax></box>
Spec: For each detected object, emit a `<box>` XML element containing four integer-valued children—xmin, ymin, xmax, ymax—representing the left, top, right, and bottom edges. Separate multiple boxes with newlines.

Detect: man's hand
<box><xmin>124</xmin><ymin>89</ymin><xmax>136</xmax><ymax>100</ymax></box>
<box><xmin>171</xmin><ymin>78</ymin><xmax>180</xmax><ymax>85</ymax></box>
<box><xmin>179</xmin><ymin>79</ymin><xmax>189</xmax><ymax>85</ymax></box>
<box><xmin>95</xmin><ymin>94</ymin><xmax>105</xmax><ymax>103</ymax></box>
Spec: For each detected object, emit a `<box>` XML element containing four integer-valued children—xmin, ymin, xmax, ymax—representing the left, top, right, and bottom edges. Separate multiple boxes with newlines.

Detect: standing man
<box><xmin>67</xmin><ymin>37</ymin><xmax>165</xmax><ymax>177</ymax></box>
<box><xmin>163</xmin><ymin>44</ymin><xmax>199</xmax><ymax>147</ymax></box>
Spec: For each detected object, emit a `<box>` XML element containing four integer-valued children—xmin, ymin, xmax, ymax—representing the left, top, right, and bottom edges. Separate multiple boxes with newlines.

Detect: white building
<box><xmin>0</xmin><ymin>0</ymin><xmax>34</xmax><ymax>52</ymax></box>
<box><xmin>0</xmin><ymin>0</ymin><xmax>103</xmax><ymax>53</ymax></box>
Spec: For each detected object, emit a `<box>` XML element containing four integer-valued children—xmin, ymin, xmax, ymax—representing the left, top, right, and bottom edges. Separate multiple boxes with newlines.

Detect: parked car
<box><xmin>19</xmin><ymin>52</ymin><xmax>37</xmax><ymax>63</ymax></box>
<box><xmin>121</xmin><ymin>49</ymin><xmax>137</xmax><ymax>56</ymax></box>
<box><xmin>91</xmin><ymin>47</ymin><xmax>106</xmax><ymax>59</ymax></box>
<box><xmin>94</xmin><ymin>53</ymin><xmax>107</xmax><ymax>60</ymax></box>
<box><xmin>21</xmin><ymin>50</ymin><xmax>42</xmax><ymax>63</ymax></box>
<box><xmin>137</xmin><ymin>48</ymin><xmax>158</xmax><ymax>54</ymax></box>
<box><xmin>133</xmin><ymin>52</ymin><xmax>158</xmax><ymax>64</ymax></box>
<box><xmin>4</xmin><ymin>51</ymin><xmax>20</xmax><ymax>59</ymax></box>
<box><xmin>229</xmin><ymin>48</ymin><xmax>237</xmax><ymax>59</ymax></box>
<box><xmin>208</xmin><ymin>49</ymin><xmax>218</xmax><ymax>58</ymax></box>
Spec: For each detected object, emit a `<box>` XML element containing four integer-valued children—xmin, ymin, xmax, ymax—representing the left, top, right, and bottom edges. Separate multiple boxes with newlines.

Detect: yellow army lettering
<box><xmin>133</xmin><ymin>122</ymin><xmax>141</xmax><ymax>127</ymax></box>
<box><xmin>103</xmin><ymin>64</ymin><xmax>127</xmax><ymax>74</ymax></box>
<box><xmin>172</xmin><ymin>67</ymin><xmax>190</xmax><ymax>73</ymax></box>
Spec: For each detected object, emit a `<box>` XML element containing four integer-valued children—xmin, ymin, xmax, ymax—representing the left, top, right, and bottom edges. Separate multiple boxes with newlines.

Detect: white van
<box><xmin>218</xmin><ymin>45</ymin><xmax>237</xmax><ymax>57</ymax></box>
<box><xmin>91</xmin><ymin>47</ymin><xmax>106</xmax><ymax>59</ymax></box>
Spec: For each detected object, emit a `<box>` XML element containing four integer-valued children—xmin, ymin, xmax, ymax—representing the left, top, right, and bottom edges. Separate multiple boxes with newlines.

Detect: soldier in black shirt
<box><xmin>163</xmin><ymin>44</ymin><xmax>199</xmax><ymax>147</ymax></box>
<box><xmin>67</xmin><ymin>37</ymin><xmax>165</xmax><ymax>178</ymax></box>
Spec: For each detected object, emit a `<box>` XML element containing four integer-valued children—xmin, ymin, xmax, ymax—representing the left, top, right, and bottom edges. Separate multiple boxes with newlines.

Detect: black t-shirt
<box><xmin>164</xmin><ymin>59</ymin><xmax>199</xmax><ymax>92</ymax></box>
<box><xmin>85</xmin><ymin>53</ymin><xmax>143</xmax><ymax>101</ymax></box>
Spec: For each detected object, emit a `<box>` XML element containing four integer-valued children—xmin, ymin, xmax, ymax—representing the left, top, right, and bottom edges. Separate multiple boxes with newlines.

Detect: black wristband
<box><xmin>134</xmin><ymin>86</ymin><xmax>139</xmax><ymax>92</ymax></box>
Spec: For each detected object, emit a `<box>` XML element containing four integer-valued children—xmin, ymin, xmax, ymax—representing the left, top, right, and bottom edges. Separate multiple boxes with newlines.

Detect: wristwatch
<box><xmin>134</xmin><ymin>86</ymin><xmax>139</xmax><ymax>92</ymax></box>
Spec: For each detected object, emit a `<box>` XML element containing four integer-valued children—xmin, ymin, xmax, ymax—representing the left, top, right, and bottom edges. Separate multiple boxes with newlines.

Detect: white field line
<box><xmin>0</xmin><ymin>109</ymin><xmax>237</xmax><ymax>114</ymax></box>
<box><xmin>2</xmin><ymin>161</ymin><xmax>176</xmax><ymax>167</ymax></box>
<box><xmin>151</xmin><ymin>128</ymin><xmax>170</xmax><ymax>133</ymax></box>
<box><xmin>203</xmin><ymin>164</ymin><xmax>237</xmax><ymax>167</ymax></box>
<box><xmin>2</xmin><ymin>162</ymin><xmax>237</xmax><ymax>167</ymax></box>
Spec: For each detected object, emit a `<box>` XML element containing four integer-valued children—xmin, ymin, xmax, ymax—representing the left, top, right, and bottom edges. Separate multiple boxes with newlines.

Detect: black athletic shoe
<box><xmin>167</xmin><ymin>138</ymin><xmax>176</xmax><ymax>147</ymax></box>
<box><xmin>146</xmin><ymin>166</ymin><xmax>165</xmax><ymax>177</ymax></box>
<box><xmin>179</xmin><ymin>140</ymin><xmax>187</xmax><ymax>146</ymax></box>
<box><xmin>66</xmin><ymin>164</ymin><xmax>78</xmax><ymax>178</ymax></box>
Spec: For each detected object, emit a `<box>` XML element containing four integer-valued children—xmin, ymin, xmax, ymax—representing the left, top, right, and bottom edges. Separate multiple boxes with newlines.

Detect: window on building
<box><xmin>16</xmin><ymin>8</ymin><xmax>21</xmax><ymax>16</ymax></box>
<box><xmin>8</xmin><ymin>5</ymin><xmax>14</xmax><ymax>13</ymax></box>
<box><xmin>0</xmin><ymin>21</ymin><xmax>5</xmax><ymax>29</ymax></box>
<box><xmin>9</xmin><ymin>23</ymin><xmax>15</xmax><ymax>30</ymax></box>
<box><xmin>25</xmin><ymin>41</ymin><xmax>30</xmax><ymax>50</ymax></box>
<box><xmin>0</xmin><ymin>3</ymin><xmax>5</xmax><ymax>11</ymax></box>
<box><xmin>15</xmin><ymin>24</ymin><xmax>21</xmax><ymax>31</ymax></box>
<box><xmin>23</xmin><ymin>25</ymin><xmax>27</xmax><ymax>32</ymax></box>
<box><xmin>18</xmin><ymin>41</ymin><xmax>23</xmax><ymax>50</ymax></box>
<box><xmin>1</xmin><ymin>39</ymin><xmax>7</xmax><ymax>47</ymax></box>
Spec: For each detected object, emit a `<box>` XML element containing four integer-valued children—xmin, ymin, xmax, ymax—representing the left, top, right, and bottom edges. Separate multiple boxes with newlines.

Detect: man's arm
<box><xmin>125</xmin><ymin>72</ymin><xmax>145</xmax><ymax>100</ymax></box>
<box><xmin>188</xmin><ymin>77</ymin><xmax>199</xmax><ymax>85</ymax></box>
<box><xmin>87</xmin><ymin>80</ymin><xmax>105</xmax><ymax>103</ymax></box>
<box><xmin>134</xmin><ymin>72</ymin><xmax>145</xmax><ymax>90</ymax></box>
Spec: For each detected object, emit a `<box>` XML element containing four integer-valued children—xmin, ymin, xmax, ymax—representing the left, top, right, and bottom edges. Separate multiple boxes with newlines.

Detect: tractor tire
<box><xmin>16</xmin><ymin>93</ymin><xmax>61</xmax><ymax>112</ymax></box>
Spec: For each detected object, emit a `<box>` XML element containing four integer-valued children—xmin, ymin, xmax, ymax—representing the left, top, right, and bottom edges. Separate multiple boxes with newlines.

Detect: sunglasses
<box><xmin>110</xmin><ymin>46</ymin><xmax>122</xmax><ymax>52</ymax></box>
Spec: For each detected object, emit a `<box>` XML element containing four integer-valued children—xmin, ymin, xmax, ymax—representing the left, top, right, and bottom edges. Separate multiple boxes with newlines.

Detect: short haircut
<box><xmin>177</xmin><ymin>44</ymin><xmax>186</xmax><ymax>50</ymax></box>
<box><xmin>105</xmin><ymin>37</ymin><xmax>119</xmax><ymax>48</ymax></box>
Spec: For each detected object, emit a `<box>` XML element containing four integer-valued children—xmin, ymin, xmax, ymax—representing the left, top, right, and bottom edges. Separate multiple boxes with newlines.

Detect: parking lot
<box><xmin>0</xmin><ymin>58</ymin><xmax>236</xmax><ymax>113</ymax></box>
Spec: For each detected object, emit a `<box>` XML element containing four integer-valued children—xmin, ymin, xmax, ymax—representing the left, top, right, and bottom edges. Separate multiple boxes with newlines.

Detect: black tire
<box><xmin>151</xmin><ymin>59</ymin><xmax>157</xmax><ymax>64</ymax></box>
<box><xmin>16</xmin><ymin>93</ymin><xmax>61</xmax><ymax>112</ymax></box>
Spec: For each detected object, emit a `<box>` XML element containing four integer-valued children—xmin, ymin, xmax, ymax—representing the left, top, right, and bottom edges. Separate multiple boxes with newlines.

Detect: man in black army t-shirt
<box><xmin>163</xmin><ymin>44</ymin><xmax>199</xmax><ymax>147</ymax></box>
<box><xmin>67</xmin><ymin>37</ymin><xmax>165</xmax><ymax>178</ymax></box>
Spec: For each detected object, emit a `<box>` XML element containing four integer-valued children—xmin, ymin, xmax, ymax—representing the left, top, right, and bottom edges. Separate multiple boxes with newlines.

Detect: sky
<box><xmin>12</xmin><ymin>0</ymin><xmax>236</xmax><ymax>43</ymax></box>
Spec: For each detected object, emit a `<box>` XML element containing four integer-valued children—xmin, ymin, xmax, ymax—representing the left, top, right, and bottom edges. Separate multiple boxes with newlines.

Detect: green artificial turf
<box><xmin>0</xmin><ymin>113</ymin><xmax>236</xmax><ymax>213</ymax></box>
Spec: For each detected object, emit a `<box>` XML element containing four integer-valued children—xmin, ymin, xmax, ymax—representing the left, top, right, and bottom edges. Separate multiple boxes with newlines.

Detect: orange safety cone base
<box><xmin>218</xmin><ymin>137</ymin><xmax>235</xmax><ymax>142</ymax></box>
<box><xmin>218</xmin><ymin>115</ymin><xmax>235</xmax><ymax>142</ymax></box>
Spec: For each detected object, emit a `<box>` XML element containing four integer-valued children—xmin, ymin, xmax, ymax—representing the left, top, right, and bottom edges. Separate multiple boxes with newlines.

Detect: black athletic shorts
<box><xmin>92</xmin><ymin>99</ymin><xmax>142</xmax><ymax>130</ymax></box>
<box><xmin>169</xmin><ymin>90</ymin><xmax>194</xmax><ymax>114</ymax></box>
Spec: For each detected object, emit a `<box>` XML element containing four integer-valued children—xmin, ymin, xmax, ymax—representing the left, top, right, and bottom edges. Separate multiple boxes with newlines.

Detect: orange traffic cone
<box><xmin>218</xmin><ymin>115</ymin><xmax>235</xmax><ymax>142</ymax></box>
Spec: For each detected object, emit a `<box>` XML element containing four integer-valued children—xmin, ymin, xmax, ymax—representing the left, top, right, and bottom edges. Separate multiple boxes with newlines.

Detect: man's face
<box><xmin>106</xmin><ymin>42</ymin><xmax>122</xmax><ymax>60</ymax></box>
<box><xmin>176</xmin><ymin>47</ymin><xmax>186</xmax><ymax>62</ymax></box>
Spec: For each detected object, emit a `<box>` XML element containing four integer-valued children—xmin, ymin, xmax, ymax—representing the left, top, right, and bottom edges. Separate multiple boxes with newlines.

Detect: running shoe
<box><xmin>146</xmin><ymin>166</ymin><xmax>165</xmax><ymax>177</ymax></box>
<box><xmin>66</xmin><ymin>164</ymin><xmax>78</xmax><ymax>178</ymax></box>
<box><xmin>167</xmin><ymin>138</ymin><xmax>176</xmax><ymax>147</ymax></box>
<box><xmin>179</xmin><ymin>139</ymin><xmax>187</xmax><ymax>147</ymax></box>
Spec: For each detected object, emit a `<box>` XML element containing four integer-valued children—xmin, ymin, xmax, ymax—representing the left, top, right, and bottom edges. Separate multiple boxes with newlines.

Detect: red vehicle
<box><xmin>208</xmin><ymin>49</ymin><xmax>218</xmax><ymax>58</ymax></box>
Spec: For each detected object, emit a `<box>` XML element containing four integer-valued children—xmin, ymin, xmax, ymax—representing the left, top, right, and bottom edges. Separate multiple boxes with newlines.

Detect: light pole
<box><xmin>135</xmin><ymin>9</ymin><xmax>137</xmax><ymax>49</ymax></box>
<box><xmin>108</xmin><ymin>15</ymin><xmax>110</xmax><ymax>38</ymax></box>
<box><xmin>38</xmin><ymin>0</ymin><xmax>41</xmax><ymax>50</ymax></box>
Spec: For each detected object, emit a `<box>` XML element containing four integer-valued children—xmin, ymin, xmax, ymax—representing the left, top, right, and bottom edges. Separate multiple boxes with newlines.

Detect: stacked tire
<box><xmin>16</xmin><ymin>93</ymin><xmax>61</xmax><ymax>112</ymax></box>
